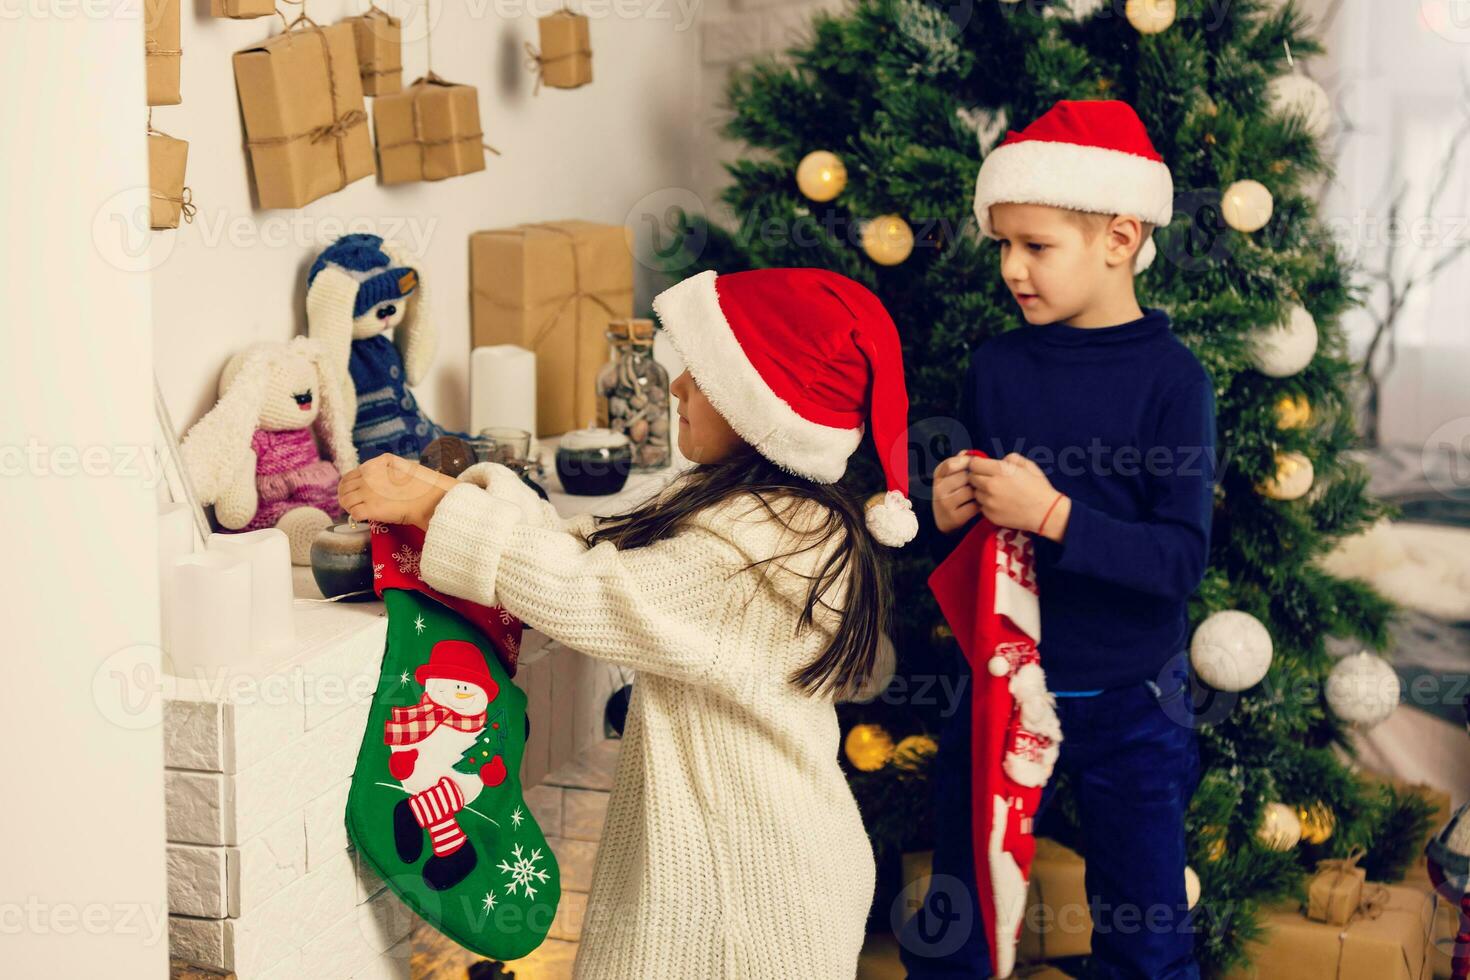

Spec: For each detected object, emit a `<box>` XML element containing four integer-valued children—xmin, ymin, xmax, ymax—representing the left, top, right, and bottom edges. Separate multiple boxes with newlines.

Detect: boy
<box><xmin>900</xmin><ymin>100</ymin><xmax>1216</xmax><ymax>979</ymax></box>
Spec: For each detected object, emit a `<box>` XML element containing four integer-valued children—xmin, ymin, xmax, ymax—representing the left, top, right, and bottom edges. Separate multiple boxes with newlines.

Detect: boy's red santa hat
<box><xmin>652</xmin><ymin>267</ymin><xmax>918</xmax><ymax>547</ymax></box>
<box><xmin>973</xmin><ymin>99</ymin><xmax>1174</xmax><ymax>271</ymax></box>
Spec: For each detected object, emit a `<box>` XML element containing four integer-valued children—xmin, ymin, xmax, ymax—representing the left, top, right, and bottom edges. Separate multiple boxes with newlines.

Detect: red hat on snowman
<box><xmin>652</xmin><ymin>267</ymin><xmax>918</xmax><ymax>547</ymax></box>
<box><xmin>415</xmin><ymin>639</ymin><xmax>496</xmax><ymax>694</ymax></box>
<box><xmin>972</xmin><ymin>99</ymin><xmax>1175</xmax><ymax>272</ymax></box>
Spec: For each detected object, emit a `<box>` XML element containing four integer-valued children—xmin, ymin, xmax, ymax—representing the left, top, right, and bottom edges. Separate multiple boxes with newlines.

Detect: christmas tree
<box><xmin>664</xmin><ymin>0</ymin><xmax>1436</xmax><ymax>971</ymax></box>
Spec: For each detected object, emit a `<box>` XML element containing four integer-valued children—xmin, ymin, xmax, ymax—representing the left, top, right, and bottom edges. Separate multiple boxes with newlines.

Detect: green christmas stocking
<box><xmin>345</xmin><ymin>521</ymin><xmax>560</xmax><ymax>961</ymax></box>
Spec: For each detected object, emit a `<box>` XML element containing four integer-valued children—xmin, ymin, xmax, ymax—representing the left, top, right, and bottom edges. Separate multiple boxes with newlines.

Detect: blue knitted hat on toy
<box><xmin>307</xmin><ymin>233</ymin><xmax>418</xmax><ymax>319</ymax></box>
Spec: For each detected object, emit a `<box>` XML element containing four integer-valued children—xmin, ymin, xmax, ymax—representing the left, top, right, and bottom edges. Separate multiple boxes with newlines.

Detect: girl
<box><xmin>338</xmin><ymin>267</ymin><xmax>920</xmax><ymax>979</ymax></box>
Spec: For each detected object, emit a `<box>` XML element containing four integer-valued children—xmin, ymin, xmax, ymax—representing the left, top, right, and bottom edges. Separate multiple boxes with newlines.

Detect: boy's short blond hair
<box><xmin>1063</xmin><ymin>210</ymin><xmax>1157</xmax><ymax>273</ymax></box>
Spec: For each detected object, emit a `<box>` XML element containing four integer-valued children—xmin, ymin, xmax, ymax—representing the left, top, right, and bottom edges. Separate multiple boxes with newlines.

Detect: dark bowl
<box><xmin>556</xmin><ymin>443</ymin><xmax>633</xmax><ymax>496</ymax></box>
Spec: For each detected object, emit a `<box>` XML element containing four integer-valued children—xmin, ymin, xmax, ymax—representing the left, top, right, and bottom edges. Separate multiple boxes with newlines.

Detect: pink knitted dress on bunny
<box><xmin>243</xmin><ymin>428</ymin><xmax>343</xmax><ymax>531</ymax></box>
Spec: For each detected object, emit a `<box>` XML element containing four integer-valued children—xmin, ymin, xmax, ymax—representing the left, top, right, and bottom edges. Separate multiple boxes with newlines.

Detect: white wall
<box><xmin>149</xmin><ymin>0</ymin><xmax>710</xmax><ymax>436</ymax></box>
<box><xmin>0</xmin><ymin>4</ymin><xmax>169</xmax><ymax>978</ymax></box>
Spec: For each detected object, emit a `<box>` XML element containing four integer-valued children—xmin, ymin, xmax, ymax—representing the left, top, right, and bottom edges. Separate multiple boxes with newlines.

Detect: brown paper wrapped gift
<box><xmin>1306</xmin><ymin>849</ymin><xmax>1369</xmax><ymax>926</ymax></box>
<box><xmin>233</xmin><ymin>20</ymin><xmax>374</xmax><ymax>210</ymax></box>
<box><xmin>209</xmin><ymin>0</ymin><xmax>273</xmax><ymax>19</ymax></box>
<box><xmin>374</xmin><ymin>74</ymin><xmax>486</xmax><ymax>184</ymax></box>
<box><xmin>526</xmin><ymin>9</ymin><xmax>592</xmax><ymax>92</ymax></box>
<box><xmin>470</xmin><ymin>221</ymin><xmax>633</xmax><ymax>436</ymax></box>
<box><xmin>1018</xmin><ymin>838</ymin><xmax>1093</xmax><ymax>963</ymax></box>
<box><xmin>144</xmin><ymin>0</ymin><xmax>180</xmax><ymax>105</ymax></box>
<box><xmin>1223</xmin><ymin>883</ymin><xmax>1433</xmax><ymax>980</ymax></box>
<box><xmin>148</xmin><ymin>131</ymin><xmax>193</xmax><ymax>230</ymax></box>
<box><xmin>345</xmin><ymin>7</ymin><xmax>402</xmax><ymax>96</ymax></box>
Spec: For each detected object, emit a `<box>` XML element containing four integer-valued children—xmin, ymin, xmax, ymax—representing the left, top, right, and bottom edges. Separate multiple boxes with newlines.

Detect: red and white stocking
<box><xmin>409</xmin><ymin>776</ymin><xmax>468</xmax><ymax>857</ymax></box>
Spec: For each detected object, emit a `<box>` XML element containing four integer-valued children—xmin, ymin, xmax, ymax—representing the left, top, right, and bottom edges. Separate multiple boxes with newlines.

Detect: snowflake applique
<box><xmin>392</xmin><ymin>545</ymin><xmax>421</xmax><ymax>578</ymax></box>
<box><xmin>373</xmin><ymin>563</ymin><xmax>385</xmax><ymax>581</ymax></box>
<box><xmin>369</xmin><ymin>521</ymin><xmax>389</xmax><ymax>535</ymax></box>
<box><xmin>505</xmin><ymin>634</ymin><xmax>519</xmax><ymax>655</ymax></box>
<box><xmin>498</xmin><ymin>609</ymin><xmax>515</xmax><ymax>626</ymax></box>
<box><xmin>481</xmin><ymin>890</ymin><xmax>497</xmax><ymax>913</ymax></box>
<box><xmin>510</xmin><ymin>806</ymin><xmax>524</xmax><ymax>829</ymax></box>
<box><xmin>497</xmin><ymin>842</ymin><xmax>550</xmax><ymax>900</ymax></box>
<box><xmin>399</xmin><ymin>670</ymin><xmax>412</xmax><ymax>686</ymax></box>
<box><xmin>413</xmin><ymin>613</ymin><xmax>426</xmax><ymax>634</ymax></box>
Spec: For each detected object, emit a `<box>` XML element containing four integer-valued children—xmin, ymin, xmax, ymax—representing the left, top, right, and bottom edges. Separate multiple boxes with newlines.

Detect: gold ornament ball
<box><xmin>1205</xmin><ymin>834</ymin><xmax>1227</xmax><ymax>863</ymax></box>
<box><xmin>892</xmin><ymin>734</ymin><xmax>939</xmax><ymax>771</ymax></box>
<box><xmin>1257</xmin><ymin>450</ymin><xmax>1315</xmax><ymax>501</ymax></box>
<box><xmin>1126</xmin><ymin>0</ymin><xmax>1176</xmax><ymax>34</ymax></box>
<box><xmin>1257</xmin><ymin>801</ymin><xmax>1303</xmax><ymax>851</ymax></box>
<box><xmin>1297</xmin><ymin>801</ymin><xmax>1335</xmax><ymax>845</ymax></box>
<box><xmin>796</xmin><ymin>150</ymin><xmax>848</xmax><ymax>203</ymax></box>
<box><xmin>1274</xmin><ymin>393</ymin><xmax>1312</xmax><ymax>430</ymax></box>
<box><xmin>1184</xmin><ymin>866</ymin><xmax>1202</xmax><ymax>910</ymax></box>
<box><xmin>862</xmin><ymin>214</ymin><xmax>915</xmax><ymax>266</ymax></box>
<box><xmin>844</xmin><ymin>723</ymin><xmax>896</xmax><ymax>771</ymax></box>
<box><xmin>1222</xmin><ymin>179</ymin><xmax>1275</xmax><ymax>233</ymax></box>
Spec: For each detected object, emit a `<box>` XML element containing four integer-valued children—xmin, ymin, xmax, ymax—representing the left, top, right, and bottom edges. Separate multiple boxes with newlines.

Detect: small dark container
<box><xmin>310</xmin><ymin>523</ymin><xmax>376</xmax><ymax>601</ymax></box>
<box><xmin>555</xmin><ymin>428</ymin><xmax>633</xmax><ymax>496</ymax></box>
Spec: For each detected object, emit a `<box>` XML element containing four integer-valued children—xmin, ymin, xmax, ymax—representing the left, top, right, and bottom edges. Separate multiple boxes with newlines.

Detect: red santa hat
<box><xmin>972</xmin><ymin>99</ymin><xmax>1174</xmax><ymax>271</ymax></box>
<box><xmin>415</xmin><ymin>639</ymin><xmax>496</xmax><ymax>693</ymax></box>
<box><xmin>652</xmin><ymin>267</ymin><xmax>918</xmax><ymax>548</ymax></box>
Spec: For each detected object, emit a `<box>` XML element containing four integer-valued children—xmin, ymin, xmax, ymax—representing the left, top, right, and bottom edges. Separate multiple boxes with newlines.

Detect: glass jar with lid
<box><xmin>595</xmin><ymin>318</ymin><xmax>670</xmax><ymax>472</ymax></box>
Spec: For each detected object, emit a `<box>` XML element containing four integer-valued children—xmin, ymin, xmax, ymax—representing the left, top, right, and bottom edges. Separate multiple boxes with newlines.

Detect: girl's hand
<box><xmin>970</xmin><ymin>453</ymin><xmax>1070</xmax><ymax>540</ymax></box>
<box><xmin>337</xmin><ymin>453</ymin><xmax>458</xmax><ymax>531</ymax></box>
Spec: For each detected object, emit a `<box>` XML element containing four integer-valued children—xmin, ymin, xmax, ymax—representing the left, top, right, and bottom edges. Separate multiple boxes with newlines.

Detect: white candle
<box><xmin>471</xmin><ymin>344</ymin><xmax>537</xmax><ymax>438</ymax></box>
<box><xmin>157</xmin><ymin>501</ymin><xmax>195</xmax><ymax>656</ymax></box>
<box><xmin>207</xmin><ymin>528</ymin><xmax>295</xmax><ymax>657</ymax></box>
<box><xmin>167</xmin><ymin>553</ymin><xmax>251</xmax><ymax>678</ymax></box>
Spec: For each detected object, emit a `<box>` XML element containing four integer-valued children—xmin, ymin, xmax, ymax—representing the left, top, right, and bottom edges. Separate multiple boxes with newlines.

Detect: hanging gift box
<box><xmin>345</xmin><ymin>6</ymin><xmax>402</xmax><ymax>96</ymax></box>
<box><xmin>148</xmin><ymin>129</ymin><xmax>194</xmax><ymax>230</ymax></box>
<box><xmin>374</xmin><ymin>74</ymin><xmax>487</xmax><ymax>184</ymax></box>
<box><xmin>233</xmin><ymin>19</ymin><xmax>375</xmax><ymax>209</ymax></box>
<box><xmin>525</xmin><ymin>8</ymin><xmax>591</xmax><ymax>92</ymax></box>
<box><xmin>209</xmin><ymin>0</ymin><xmax>273</xmax><ymax>19</ymax></box>
<box><xmin>469</xmin><ymin>221</ymin><xmax>633</xmax><ymax>437</ymax></box>
<box><xmin>144</xmin><ymin>0</ymin><xmax>181</xmax><ymax>105</ymax></box>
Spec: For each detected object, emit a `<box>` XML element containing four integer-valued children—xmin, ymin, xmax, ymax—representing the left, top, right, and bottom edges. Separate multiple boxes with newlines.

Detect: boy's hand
<box><xmin>932</xmin><ymin>453</ymin><xmax>981</xmax><ymax>534</ymax></box>
<box><xmin>337</xmin><ymin>453</ymin><xmax>459</xmax><ymax>531</ymax></box>
<box><xmin>970</xmin><ymin>453</ymin><xmax>1070</xmax><ymax>541</ymax></box>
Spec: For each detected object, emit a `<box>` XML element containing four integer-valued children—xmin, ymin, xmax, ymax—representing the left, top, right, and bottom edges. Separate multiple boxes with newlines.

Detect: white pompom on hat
<box><xmin>973</xmin><ymin>99</ymin><xmax>1175</xmax><ymax>271</ymax></box>
<box><xmin>652</xmin><ymin>267</ymin><xmax>918</xmax><ymax>547</ymax></box>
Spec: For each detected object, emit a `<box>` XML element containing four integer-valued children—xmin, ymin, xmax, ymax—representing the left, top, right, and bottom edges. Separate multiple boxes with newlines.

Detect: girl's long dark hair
<box><xmin>581</xmin><ymin>444</ymin><xmax>892</xmax><ymax>699</ymax></box>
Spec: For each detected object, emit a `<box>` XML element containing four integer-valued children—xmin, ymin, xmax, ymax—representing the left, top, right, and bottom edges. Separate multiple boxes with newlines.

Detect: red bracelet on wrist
<box><xmin>1038</xmin><ymin>491</ymin><xmax>1064</xmax><ymax>537</ymax></box>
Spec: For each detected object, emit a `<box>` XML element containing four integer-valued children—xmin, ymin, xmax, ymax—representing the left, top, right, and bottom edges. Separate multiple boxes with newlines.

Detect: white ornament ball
<box><xmin>1257</xmin><ymin>802</ymin><xmax>1303</xmax><ymax>851</ymax></box>
<box><xmin>1222</xmin><ymin>179</ymin><xmax>1275</xmax><ymax>232</ymax></box>
<box><xmin>1184</xmin><ymin>866</ymin><xmax>1201</xmax><ymax>909</ymax></box>
<box><xmin>1126</xmin><ymin>0</ymin><xmax>1176</xmax><ymax>34</ymax></box>
<box><xmin>1191</xmin><ymin>610</ymin><xmax>1274</xmax><ymax>692</ymax></box>
<box><xmin>1257</xmin><ymin>450</ymin><xmax>1315</xmax><ymax>501</ymax></box>
<box><xmin>1268</xmin><ymin>74</ymin><xmax>1334</xmax><ymax>140</ymax></box>
<box><xmin>1251</xmin><ymin>304</ymin><xmax>1319</xmax><ymax>377</ymax></box>
<box><xmin>1326</xmin><ymin>651</ymin><xmax>1401</xmax><ymax>728</ymax></box>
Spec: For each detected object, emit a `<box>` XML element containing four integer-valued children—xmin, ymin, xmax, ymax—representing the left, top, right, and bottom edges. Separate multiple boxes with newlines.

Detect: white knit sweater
<box><xmin>419</xmin><ymin>463</ymin><xmax>876</xmax><ymax>979</ymax></box>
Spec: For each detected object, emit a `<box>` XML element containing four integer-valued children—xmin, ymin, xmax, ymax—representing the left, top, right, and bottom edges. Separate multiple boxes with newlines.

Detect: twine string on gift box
<box><xmin>146</xmin><ymin>110</ymin><xmax>198</xmax><ymax>225</ymax></box>
<box><xmin>522</xmin><ymin>41</ymin><xmax>591</xmax><ymax>96</ymax></box>
<box><xmin>523</xmin><ymin>3</ymin><xmax>589</xmax><ymax>95</ymax></box>
<box><xmin>242</xmin><ymin>5</ymin><xmax>367</xmax><ymax>193</ymax></box>
<box><xmin>355</xmin><ymin>4</ymin><xmax>402</xmax><ymax>82</ymax></box>
<box><xmin>376</xmin><ymin>72</ymin><xmax>503</xmax><ymax>177</ymax></box>
<box><xmin>1326</xmin><ymin>881</ymin><xmax>1431</xmax><ymax>980</ymax></box>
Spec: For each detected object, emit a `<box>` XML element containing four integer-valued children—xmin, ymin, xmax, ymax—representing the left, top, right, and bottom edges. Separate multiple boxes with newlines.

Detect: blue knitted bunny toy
<box><xmin>306</xmin><ymin>234</ymin><xmax>470</xmax><ymax>462</ymax></box>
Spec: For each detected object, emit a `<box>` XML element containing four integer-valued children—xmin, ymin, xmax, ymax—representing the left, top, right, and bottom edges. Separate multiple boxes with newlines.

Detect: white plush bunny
<box><xmin>305</xmin><ymin>233</ymin><xmax>453</xmax><ymax>462</ymax></box>
<box><xmin>180</xmin><ymin>337</ymin><xmax>358</xmax><ymax>564</ymax></box>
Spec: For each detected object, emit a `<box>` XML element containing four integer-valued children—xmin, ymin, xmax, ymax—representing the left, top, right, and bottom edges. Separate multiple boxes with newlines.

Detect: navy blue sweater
<box><xmin>937</xmin><ymin>307</ymin><xmax>1217</xmax><ymax>691</ymax></box>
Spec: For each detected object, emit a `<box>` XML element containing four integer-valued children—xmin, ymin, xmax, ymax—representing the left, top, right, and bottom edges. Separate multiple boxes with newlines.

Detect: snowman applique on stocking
<box><xmin>345</xmin><ymin>521</ymin><xmax>561</xmax><ymax>961</ymax></box>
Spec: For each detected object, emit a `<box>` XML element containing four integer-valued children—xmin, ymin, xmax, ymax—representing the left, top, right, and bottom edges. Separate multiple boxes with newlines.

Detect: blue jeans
<box><xmin>899</xmin><ymin>663</ymin><xmax>1203</xmax><ymax>979</ymax></box>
